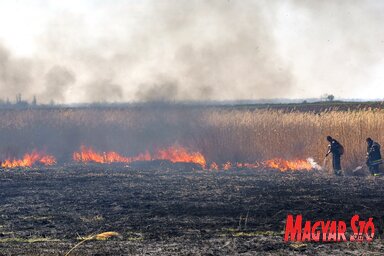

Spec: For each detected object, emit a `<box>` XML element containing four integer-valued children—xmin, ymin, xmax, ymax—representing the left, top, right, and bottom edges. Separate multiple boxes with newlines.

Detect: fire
<box><xmin>73</xmin><ymin>146</ymin><xmax>131</xmax><ymax>163</ymax></box>
<box><xmin>264</xmin><ymin>158</ymin><xmax>314</xmax><ymax>171</ymax></box>
<box><xmin>154</xmin><ymin>145</ymin><xmax>206</xmax><ymax>167</ymax></box>
<box><xmin>40</xmin><ymin>155</ymin><xmax>57</xmax><ymax>166</ymax></box>
<box><xmin>208</xmin><ymin>158</ymin><xmax>319</xmax><ymax>171</ymax></box>
<box><xmin>210</xmin><ymin>162</ymin><xmax>219</xmax><ymax>170</ymax></box>
<box><xmin>73</xmin><ymin>145</ymin><xmax>206</xmax><ymax>167</ymax></box>
<box><xmin>1</xmin><ymin>145</ymin><xmax>320</xmax><ymax>172</ymax></box>
<box><xmin>222</xmin><ymin>162</ymin><xmax>232</xmax><ymax>170</ymax></box>
<box><xmin>1</xmin><ymin>151</ymin><xmax>57</xmax><ymax>168</ymax></box>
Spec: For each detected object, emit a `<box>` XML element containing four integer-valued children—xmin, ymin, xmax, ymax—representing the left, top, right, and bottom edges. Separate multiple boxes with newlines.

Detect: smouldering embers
<box><xmin>0</xmin><ymin>145</ymin><xmax>321</xmax><ymax>171</ymax></box>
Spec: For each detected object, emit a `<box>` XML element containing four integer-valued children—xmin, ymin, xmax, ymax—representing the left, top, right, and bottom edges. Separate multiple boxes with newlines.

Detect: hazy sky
<box><xmin>0</xmin><ymin>0</ymin><xmax>383</xmax><ymax>103</ymax></box>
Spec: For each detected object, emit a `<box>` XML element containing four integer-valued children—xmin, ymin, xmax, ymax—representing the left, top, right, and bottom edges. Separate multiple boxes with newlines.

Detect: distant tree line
<box><xmin>0</xmin><ymin>94</ymin><xmax>55</xmax><ymax>109</ymax></box>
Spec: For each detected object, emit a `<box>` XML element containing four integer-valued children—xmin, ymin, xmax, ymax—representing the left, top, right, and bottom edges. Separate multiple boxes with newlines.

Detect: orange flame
<box><xmin>39</xmin><ymin>155</ymin><xmax>57</xmax><ymax>165</ymax></box>
<box><xmin>1</xmin><ymin>151</ymin><xmax>57</xmax><ymax>168</ymax></box>
<box><xmin>208</xmin><ymin>158</ymin><xmax>317</xmax><ymax>171</ymax></box>
<box><xmin>154</xmin><ymin>145</ymin><xmax>206</xmax><ymax>167</ymax></box>
<box><xmin>222</xmin><ymin>162</ymin><xmax>232</xmax><ymax>170</ymax></box>
<box><xmin>73</xmin><ymin>146</ymin><xmax>132</xmax><ymax>163</ymax></box>
<box><xmin>73</xmin><ymin>145</ymin><xmax>206</xmax><ymax>167</ymax></box>
<box><xmin>0</xmin><ymin>146</ymin><xmax>318</xmax><ymax>172</ymax></box>
<box><xmin>263</xmin><ymin>158</ymin><xmax>313</xmax><ymax>171</ymax></box>
<box><xmin>210</xmin><ymin>162</ymin><xmax>219</xmax><ymax>170</ymax></box>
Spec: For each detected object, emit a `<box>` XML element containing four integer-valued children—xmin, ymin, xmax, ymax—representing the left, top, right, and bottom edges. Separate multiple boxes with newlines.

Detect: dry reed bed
<box><xmin>0</xmin><ymin>107</ymin><xmax>383</xmax><ymax>171</ymax></box>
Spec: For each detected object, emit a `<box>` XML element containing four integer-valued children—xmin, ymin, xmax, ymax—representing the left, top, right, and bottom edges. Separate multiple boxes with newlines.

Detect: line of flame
<box><xmin>210</xmin><ymin>158</ymin><xmax>321</xmax><ymax>171</ymax></box>
<box><xmin>73</xmin><ymin>145</ymin><xmax>206</xmax><ymax>167</ymax></box>
<box><xmin>1</xmin><ymin>151</ymin><xmax>56</xmax><ymax>168</ymax></box>
<box><xmin>1</xmin><ymin>146</ymin><xmax>321</xmax><ymax>172</ymax></box>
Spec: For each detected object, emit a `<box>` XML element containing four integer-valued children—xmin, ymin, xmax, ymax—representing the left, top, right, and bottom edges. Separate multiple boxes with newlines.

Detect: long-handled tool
<box><xmin>352</xmin><ymin>160</ymin><xmax>373</xmax><ymax>176</ymax></box>
<box><xmin>322</xmin><ymin>155</ymin><xmax>332</xmax><ymax>175</ymax></box>
<box><xmin>352</xmin><ymin>165</ymin><xmax>363</xmax><ymax>173</ymax></box>
<box><xmin>322</xmin><ymin>156</ymin><xmax>327</xmax><ymax>169</ymax></box>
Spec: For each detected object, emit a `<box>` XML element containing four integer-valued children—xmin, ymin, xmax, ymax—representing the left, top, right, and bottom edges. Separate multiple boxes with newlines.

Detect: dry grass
<box><xmin>0</xmin><ymin>107</ymin><xmax>382</xmax><ymax>171</ymax></box>
<box><xmin>65</xmin><ymin>231</ymin><xmax>120</xmax><ymax>256</ymax></box>
<box><xmin>199</xmin><ymin>109</ymin><xmax>384</xmax><ymax>171</ymax></box>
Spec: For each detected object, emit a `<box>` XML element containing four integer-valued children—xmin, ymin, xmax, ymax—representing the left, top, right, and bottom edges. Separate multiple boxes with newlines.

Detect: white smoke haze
<box><xmin>0</xmin><ymin>0</ymin><xmax>384</xmax><ymax>103</ymax></box>
<box><xmin>307</xmin><ymin>157</ymin><xmax>322</xmax><ymax>171</ymax></box>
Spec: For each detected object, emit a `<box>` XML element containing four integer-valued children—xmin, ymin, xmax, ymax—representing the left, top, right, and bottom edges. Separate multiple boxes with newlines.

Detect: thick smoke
<box><xmin>0</xmin><ymin>0</ymin><xmax>383</xmax><ymax>103</ymax></box>
<box><xmin>43</xmin><ymin>66</ymin><xmax>76</xmax><ymax>103</ymax></box>
<box><xmin>136</xmin><ymin>80</ymin><xmax>179</xmax><ymax>102</ymax></box>
<box><xmin>0</xmin><ymin>45</ymin><xmax>36</xmax><ymax>102</ymax></box>
<box><xmin>84</xmin><ymin>79</ymin><xmax>123</xmax><ymax>102</ymax></box>
<box><xmin>0</xmin><ymin>0</ymin><xmax>294</xmax><ymax>103</ymax></box>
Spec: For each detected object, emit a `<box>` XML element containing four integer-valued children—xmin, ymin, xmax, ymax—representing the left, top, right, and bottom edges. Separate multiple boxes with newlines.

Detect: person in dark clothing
<box><xmin>325</xmin><ymin>136</ymin><xmax>343</xmax><ymax>176</ymax></box>
<box><xmin>366</xmin><ymin>138</ymin><xmax>382</xmax><ymax>176</ymax></box>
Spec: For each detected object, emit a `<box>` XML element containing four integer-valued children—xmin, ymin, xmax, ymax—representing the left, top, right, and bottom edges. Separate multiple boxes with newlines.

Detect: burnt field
<box><xmin>0</xmin><ymin>163</ymin><xmax>383</xmax><ymax>255</ymax></box>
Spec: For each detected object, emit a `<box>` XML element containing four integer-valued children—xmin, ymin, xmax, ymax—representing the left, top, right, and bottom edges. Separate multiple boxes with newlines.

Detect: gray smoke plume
<box><xmin>43</xmin><ymin>66</ymin><xmax>76</xmax><ymax>103</ymax></box>
<box><xmin>136</xmin><ymin>80</ymin><xmax>179</xmax><ymax>102</ymax></box>
<box><xmin>129</xmin><ymin>0</ymin><xmax>295</xmax><ymax>101</ymax></box>
<box><xmin>0</xmin><ymin>45</ymin><xmax>35</xmax><ymax>101</ymax></box>
<box><xmin>85</xmin><ymin>79</ymin><xmax>123</xmax><ymax>102</ymax></box>
<box><xmin>0</xmin><ymin>0</ymin><xmax>294</xmax><ymax>103</ymax></box>
<box><xmin>0</xmin><ymin>0</ymin><xmax>383</xmax><ymax>103</ymax></box>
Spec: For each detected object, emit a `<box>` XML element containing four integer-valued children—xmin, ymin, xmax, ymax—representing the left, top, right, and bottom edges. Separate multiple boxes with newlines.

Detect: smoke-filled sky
<box><xmin>0</xmin><ymin>0</ymin><xmax>383</xmax><ymax>103</ymax></box>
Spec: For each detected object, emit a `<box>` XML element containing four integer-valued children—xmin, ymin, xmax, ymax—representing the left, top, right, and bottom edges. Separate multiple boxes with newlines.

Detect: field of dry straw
<box><xmin>0</xmin><ymin>107</ymin><xmax>382</xmax><ymax>171</ymax></box>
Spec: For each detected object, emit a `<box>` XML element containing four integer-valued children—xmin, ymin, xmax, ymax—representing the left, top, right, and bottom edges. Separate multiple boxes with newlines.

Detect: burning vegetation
<box><xmin>72</xmin><ymin>145</ymin><xmax>318</xmax><ymax>171</ymax></box>
<box><xmin>0</xmin><ymin>145</ymin><xmax>320</xmax><ymax>172</ymax></box>
<box><xmin>1</xmin><ymin>151</ymin><xmax>56</xmax><ymax>168</ymax></box>
<box><xmin>209</xmin><ymin>158</ymin><xmax>320</xmax><ymax>171</ymax></box>
<box><xmin>2</xmin><ymin>106</ymin><xmax>381</xmax><ymax>172</ymax></box>
<box><xmin>72</xmin><ymin>145</ymin><xmax>206</xmax><ymax>167</ymax></box>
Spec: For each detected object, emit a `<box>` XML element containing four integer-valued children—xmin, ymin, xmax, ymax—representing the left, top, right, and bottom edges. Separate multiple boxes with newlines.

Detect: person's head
<box><xmin>326</xmin><ymin>136</ymin><xmax>333</xmax><ymax>142</ymax></box>
<box><xmin>366</xmin><ymin>137</ymin><xmax>373</xmax><ymax>146</ymax></box>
